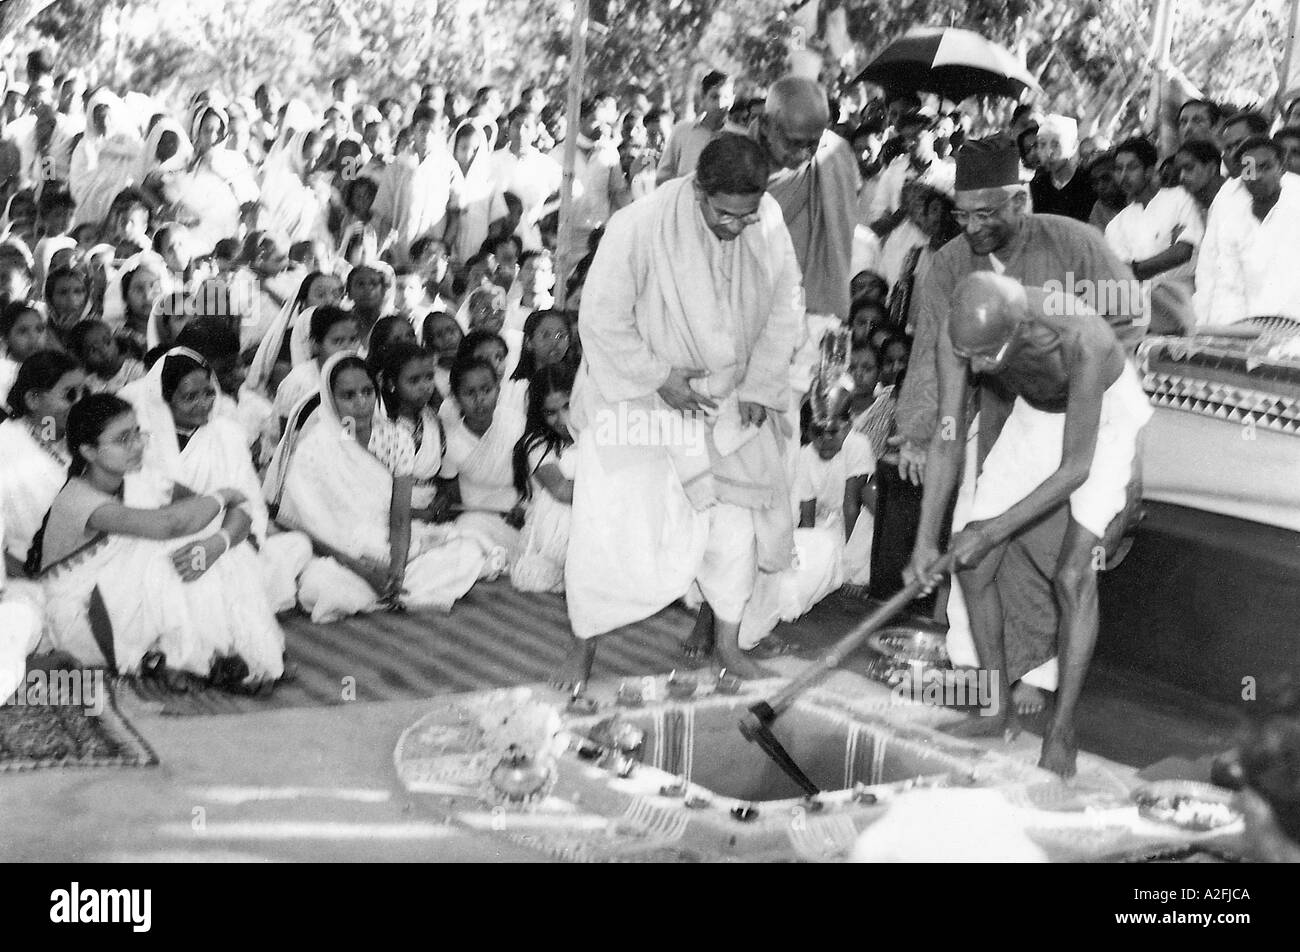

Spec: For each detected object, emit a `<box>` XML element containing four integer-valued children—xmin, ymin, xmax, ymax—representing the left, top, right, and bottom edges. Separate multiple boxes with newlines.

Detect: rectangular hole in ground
<box><xmin>633</xmin><ymin>701</ymin><xmax>957</xmax><ymax>803</ymax></box>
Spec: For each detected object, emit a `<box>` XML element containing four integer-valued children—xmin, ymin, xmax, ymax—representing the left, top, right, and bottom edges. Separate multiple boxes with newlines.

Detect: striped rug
<box><xmin>127</xmin><ymin>582</ymin><xmax>880</xmax><ymax>717</ymax></box>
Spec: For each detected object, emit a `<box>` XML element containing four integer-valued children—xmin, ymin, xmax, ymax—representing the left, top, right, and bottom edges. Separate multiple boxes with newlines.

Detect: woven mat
<box><xmin>0</xmin><ymin>679</ymin><xmax>158</xmax><ymax>772</ymax></box>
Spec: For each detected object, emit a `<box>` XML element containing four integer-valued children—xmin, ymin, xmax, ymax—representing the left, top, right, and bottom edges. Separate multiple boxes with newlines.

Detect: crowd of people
<box><xmin>0</xmin><ymin>40</ymin><xmax>1297</xmax><ymax>796</ymax></box>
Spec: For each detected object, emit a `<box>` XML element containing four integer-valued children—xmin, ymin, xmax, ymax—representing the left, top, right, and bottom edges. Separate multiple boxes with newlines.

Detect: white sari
<box><xmin>451</xmin><ymin>121</ymin><xmax>505</xmax><ymax>263</ymax></box>
<box><xmin>119</xmin><ymin>348</ymin><xmax>313</xmax><ymax>615</ymax></box>
<box><xmin>265</xmin><ymin>352</ymin><xmax>502</xmax><ymax>622</ymax></box>
<box><xmin>259</xmin><ymin>130</ymin><xmax>331</xmax><ymax>244</ymax></box>
<box><xmin>440</xmin><ymin>395</ymin><xmax>526</xmax><ymax>556</ymax></box>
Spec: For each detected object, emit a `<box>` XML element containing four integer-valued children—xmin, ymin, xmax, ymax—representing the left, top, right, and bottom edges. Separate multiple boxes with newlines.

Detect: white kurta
<box><xmin>565</xmin><ymin>177</ymin><xmax>803</xmax><ymax>639</ymax></box>
<box><xmin>1195</xmin><ymin>174</ymin><xmax>1300</xmax><ymax>325</ymax></box>
<box><xmin>1105</xmin><ymin>186</ymin><xmax>1202</xmax><ymax>328</ymax></box>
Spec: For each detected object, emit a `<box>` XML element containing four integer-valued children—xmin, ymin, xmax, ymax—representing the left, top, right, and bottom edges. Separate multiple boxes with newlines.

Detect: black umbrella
<box><xmin>852</xmin><ymin>26</ymin><xmax>1040</xmax><ymax>102</ymax></box>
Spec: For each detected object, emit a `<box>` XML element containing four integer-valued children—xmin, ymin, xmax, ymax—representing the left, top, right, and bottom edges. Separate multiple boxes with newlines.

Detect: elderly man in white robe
<box><xmin>557</xmin><ymin>135</ymin><xmax>804</xmax><ymax>687</ymax></box>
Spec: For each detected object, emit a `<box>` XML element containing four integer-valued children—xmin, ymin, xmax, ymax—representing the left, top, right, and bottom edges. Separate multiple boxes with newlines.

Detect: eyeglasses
<box><xmin>700</xmin><ymin>192</ymin><xmax>761</xmax><ymax>227</ymax></box>
<box><xmin>536</xmin><ymin>328</ymin><xmax>570</xmax><ymax>342</ymax></box>
<box><xmin>100</xmin><ymin>428</ymin><xmax>148</xmax><ymax>448</ymax></box>
<box><xmin>952</xmin><ymin>195</ymin><xmax>1016</xmax><ymax>227</ymax></box>
<box><xmin>952</xmin><ymin>338</ymin><xmax>1012</xmax><ymax>366</ymax></box>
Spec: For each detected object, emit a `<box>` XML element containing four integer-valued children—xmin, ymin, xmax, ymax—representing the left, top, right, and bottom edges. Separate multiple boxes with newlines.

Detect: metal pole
<box><xmin>554</xmin><ymin>0</ymin><xmax>589</xmax><ymax>312</ymax></box>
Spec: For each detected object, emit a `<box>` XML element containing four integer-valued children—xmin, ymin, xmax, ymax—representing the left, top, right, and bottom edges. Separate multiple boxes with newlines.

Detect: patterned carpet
<box><xmin>0</xmin><ymin>684</ymin><xmax>158</xmax><ymax>771</ymax></box>
<box><xmin>128</xmin><ymin>581</ymin><xmax>726</xmax><ymax>716</ymax></box>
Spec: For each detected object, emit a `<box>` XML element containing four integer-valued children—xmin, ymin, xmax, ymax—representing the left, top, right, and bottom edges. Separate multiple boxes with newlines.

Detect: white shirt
<box><xmin>489</xmin><ymin>148</ymin><xmax>563</xmax><ymax>251</ymax></box>
<box><xmin>793</xmin><ymin>431</ymin><xmax>876</xmax><ymax>528</ymax></box>
<box><xmin>1195</xmin><ymin>174</ymin><xmax>1300</xmax><ymax>325</ymax></box>
<box><xmin>1105</xmin><ymin>186</ymin><xmax>1203</xmax><ymax>324</ymax></box>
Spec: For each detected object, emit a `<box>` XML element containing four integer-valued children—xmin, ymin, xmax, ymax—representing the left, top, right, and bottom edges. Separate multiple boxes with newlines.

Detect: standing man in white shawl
<box><xmin>558</xmin><ymin>136</ymin><xmax>803</xmax><ymax>686</ymax></box>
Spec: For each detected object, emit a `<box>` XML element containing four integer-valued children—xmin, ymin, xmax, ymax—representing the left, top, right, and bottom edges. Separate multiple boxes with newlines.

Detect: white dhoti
<box><xmin>946</xmin><ymin>364</ymin><xmax>1153</xmax><ymax>691</ymax></box>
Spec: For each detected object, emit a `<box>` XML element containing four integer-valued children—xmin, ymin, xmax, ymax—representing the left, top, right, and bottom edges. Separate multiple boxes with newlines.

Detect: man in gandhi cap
<box><xmin>890</xmin><ymin>136</ymin><xmax>1140</xmax><ymax>737</ymax></box>
<box><xmin>907</xmin><ymin>272</ymin><xmax>1153</xmax><ymax>777</ymax></box>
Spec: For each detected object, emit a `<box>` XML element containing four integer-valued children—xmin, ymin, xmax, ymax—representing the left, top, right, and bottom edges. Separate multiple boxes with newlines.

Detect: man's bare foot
<box><xmin>716</xmin><ymin>642</ymin><xmax>775</xmax><ymax>681</ymax></box>
<box><xmin>550</xmin><ymin>640</ymin><xmax>596</xmax><ymax>693</ymax></box>
<box><xmin>682</xmin><ymin>608</ymin><xmax>715</xmax><ymax>662</ymax></box>
<box><xmin>942</xmin><ymin>710</ymin><xmax>1021</xmax><ymax>742</ymax></box>
<box><xmin>1012</xmin><ymin>681</ymin><xmax>1048</xmax><ymax>716</ymax></box>
<box><xmin>1039</xmin><ymin>726</ymin><xmax>1078</xmax><ymax>779</ymax></box>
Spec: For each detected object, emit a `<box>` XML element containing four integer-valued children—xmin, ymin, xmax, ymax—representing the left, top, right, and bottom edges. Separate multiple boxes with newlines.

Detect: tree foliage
<box><xmin>5</xmin><ymin>0</ymin><xmax>1291</xmax><ymax>128</ymax></box>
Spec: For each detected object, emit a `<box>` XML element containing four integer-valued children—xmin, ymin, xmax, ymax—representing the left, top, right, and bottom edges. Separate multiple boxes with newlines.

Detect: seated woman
<box><xmin>44</xmin><ymin>265</ymin><xmax>94</xmax><ymax>348</ymax></box>
<box><xmin>737</xmin><ymin>399</ymin><xmax>876</xmax><ymax>652</ymax></box>
<box><xmin>264</xmin><ymin>353</ymin><xmax>501</xmax><ymax>623</ymax></box>
<box><xmin>376</xmin><ymin>342</ymin><xmax>446</xmax><ymax>520</ymax></box>
<box><xmin>270</xmin><ymin>304</ymin><xmax>359</xmax><ymax>436</ymax></box>
<box><xmin>345</xmin><ymin>262</ymin><xmax>393</xmax><ymax>343</ymax></box>
<box><xmin>364</xmin><ymin>314</ymin><xmax>417</xmax><ymax>377</ymax></box>
<box><xmin>435</xmin><ymin>356</ymin><xmax>526</xmax><ymax>558</ymax></box>
<box><xmin>854</xmin><ymin>333</ymin><xmax>909</xmax><ymax>460</ymax></box>
<box><xmin>67</xmin><ymin>319</ymin><xmax>146</xmax><ymax>395</ymax></box>
<box><xmin>510</xmin><ymin>365</ymin><xmax>575</xmax><ymax>593</ymax></box>
<box><xmin>142</xmin><ymin>291</ymin><xmax>194</xmax><ymax>367</ymax></box>
<box><xmin>119</xmin><ymin>347</ymin><xmax>313</xmax><ymax>615</ymax></box>
<box><xmin>497</xmin><ymin>308</ymin><xmax>575</xmax><ymax>422</ymax></box>
<box><xmin>0</xmin><ymin>300</ymin><xmax>49</xmax><ymax>409</ymax></box>
<box><xmin>420</xmin><ymin>310</ymin><xmax>462</xmax><ymax>401</ymax></box>
<box><xmin>246</xmin><ymin>269</ymin><xmax>345</xmax><ymax>402</ymax></box>
<box><xmin>0</xmin><ymin>351</ymin><xmax>84</xmax><ymax>626</ymax></box>
<box><xmin>33</xmin><ymin>394</ymin><xmax>285</xmax><ymax>690</ymax></box>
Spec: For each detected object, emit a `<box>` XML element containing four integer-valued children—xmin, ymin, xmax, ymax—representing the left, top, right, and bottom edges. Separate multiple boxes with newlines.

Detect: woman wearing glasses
<box><xmin>32</xmin><ymin>393</ymin><xmax>285</xmax><ymax>692</ymax></box>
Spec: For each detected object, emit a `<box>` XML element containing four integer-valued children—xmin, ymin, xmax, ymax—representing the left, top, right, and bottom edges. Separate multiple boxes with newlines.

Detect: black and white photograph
<box><xmin>0</xmin><ymin>0</ymin><xmax>1295</xmax><ymax>907</ymax></box>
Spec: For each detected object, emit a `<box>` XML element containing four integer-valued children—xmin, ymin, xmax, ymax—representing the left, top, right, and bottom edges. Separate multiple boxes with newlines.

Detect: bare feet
<box><xmin>1012</xmin><ymin>681</ymin><xmax>1048</xmax><ymax>716</ymax></box>
<box><xmin>716</xmin><ymin>641</ymin><xmax>775</xmax><ymax>681</ymax></box>
<box><xmin>682</xmin><ymin>605</ymin><xmax>715</xmax><ymax>662</ymax></box>
<box><xmin>942</xmin><ymin>710</ymin><xmax>1021</xmax><ymax>742</ymax></box>
<box><xmin>1039</xmin><ymin>725</ymin><xmax>1078</xmax><ymax>779</ymax></box>
<box><xmin>550</xmin><ymin>640</ymin><xmax>596</xmax><ymax>693</ymax></box>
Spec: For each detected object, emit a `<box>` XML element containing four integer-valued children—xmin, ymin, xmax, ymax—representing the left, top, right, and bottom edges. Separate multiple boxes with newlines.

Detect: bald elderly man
<box><xmin>906</xmin><ymin>273</ymin><xmax>1152</xmax><ymax>778</ymax></box>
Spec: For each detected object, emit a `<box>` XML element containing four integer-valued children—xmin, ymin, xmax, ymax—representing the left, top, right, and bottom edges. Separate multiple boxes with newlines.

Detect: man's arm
<box><xmin>1131</xmin><ymin>241</ymin><xmax>1193</xmax><ymax>281</ymax></box>
<box><xmin>576</xmin><ymin>208</ymin><xmax>672</xmax><ymax>402</ymax></box>
<box><xmin>911</xmin><ymin>320</ymin><xmax>969</xmax><ymax>554</ymax></box>
<box><xmin>891</xmin><ymin>251</ymin><xmax>953</xmax><ymax>480</ymax></box>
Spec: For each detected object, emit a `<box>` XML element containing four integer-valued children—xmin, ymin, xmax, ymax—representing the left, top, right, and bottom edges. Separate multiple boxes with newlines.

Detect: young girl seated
<box><xmin>265</xmin><ymin>353</ymin><xmax>502</xmax><ymax>622</ymax></box>
<box><xmin>120</xmin><ymin>347</ymin><xmax>313</xmax><ymax>615</ymax></box>
<box><xmin>0</xmin><ymin>300</ymin><xmax>48</xmax><ymax>409</ymax></box>
<box><xmin>271</xmin><ymin>305</ymin><xmax>359</xmax><ymax>435</ymax></box>
<box><xmin>376</xmin><ymin>343</ymin><xmax>446</xmax><ymax>520</ymax></box>
<box><xmin>739</xmin><ymin>399</ymin><xmax>877</xmax><ymax>650</ymax></box>
<box><xmin>420</xmin><ymin>310</ymin><xmax>462</xmax><ymax>401</ymax></box>
<box><xmin>510</xmin><ymin>366</ymin><xmax>575</xmax><ymax>593</ymax></box>
<box><xmin>498</xmin><ymin>308</ymin><xmax>574</xmax><ymax>421</ymax></box>
<box><xmin>854</xmin><ymin>334</ymin><xmax>909</xmax><ymax>460</ymax></box>
<box><xmin>66</xmin><ymin>319</ymin><xmax>146</xmax><ymax>394</ymax></box>
<box><xmin>364</xmin><ymin>314</ymin><xmax>417</xmax><ymax>376</ymax></box>
<box><xmin>33</xmin><ymin>394</ymin><xmax>286</xmax><ymax>691</ymax></box>
<box><xmin>345</xmin><ymin>262</ymin><xmax>392</xmax><ymax>342</ymax></box>
<box><xmin>44</xmin><ymin>265</ymin><xmax>93</xmax><ymax>346</ymax></box>
<box><xmin>436</xmin><ymin>356</ymin><xmax>526</xmax><ymax>557</ymax></box>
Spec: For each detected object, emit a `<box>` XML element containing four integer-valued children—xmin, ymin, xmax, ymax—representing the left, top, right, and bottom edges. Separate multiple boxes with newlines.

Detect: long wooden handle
<box><xmin>763</xmin><ymin>551</ymin><xmax>957</xmax><ymax>720</ymax></box>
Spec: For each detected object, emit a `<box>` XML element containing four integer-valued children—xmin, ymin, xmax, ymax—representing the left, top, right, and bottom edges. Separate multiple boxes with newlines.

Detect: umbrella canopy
<box><xmin>853</xmin><ymin>27</ymin><xmax>1039</xmax><ymax>102</ymax></box>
